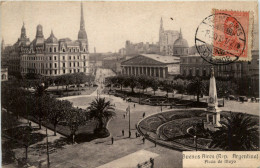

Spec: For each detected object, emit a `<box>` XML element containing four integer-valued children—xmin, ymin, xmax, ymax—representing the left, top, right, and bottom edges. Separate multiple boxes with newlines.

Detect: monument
<box><xmin>204</xmin><ymin>67</ymin><xmax>222</xmax><ymax>131</ymax></box>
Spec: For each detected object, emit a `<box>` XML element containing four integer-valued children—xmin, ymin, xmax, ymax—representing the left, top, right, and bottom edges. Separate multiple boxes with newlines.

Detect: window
<box><xmin>63</xmin><ymin>56</ymin><xmax>65</xmax><ymax>60</ymax></box>
<box><xmin>74</xmin><ymin>69</ymin><xmax>76</xmax><ymax>73</ymax></box>
<box><xmin>63</xmin><ymin>63</ymin><xmax>65</xmax><ymax>67</ymax></box>
<box><xmin>63</xmin><ymin>70</ymin><xmax>65</xmax><ymax>74</ymax></box>
<box><xmin>78</xmin><ymin>69</ymin><xmax>80</xmax><ymax>72</ymax></box>
<box><xmin>74</xmin><ymin>62</ymin><xmax>75</xmax><ymax>67</ymax></box>
<box><xmin>74</xmin><ymin>49</ymin><xmax>76</xmax><ymax>52</ymax></box>
<box><xmin>84</xmin><ymin>62</ymin><xmax>85</xmax><ymax>66</ymax></box>
<box><xmin>74</xmin><ymin>56</ymin><xmax>75</xmax><ymax>60</ymax></box>
<box><xmin>55</xmin><ymin>70</ymin><xmax>57</xmax><ymax>74</ymax></box>
<box><xmin>77</xmin><ymin>56</ymin><xmax>79</xmax><ymax>59</ymax></box>
<box><xmin>70</xmin><ymin>63</ymin><xmax>71</xmax><ymax>67</ymax></box>
<box><xmin>78</xmin><ymin>62</ymin><xmax>79</xmax><ymax>66</ymax></box>
<box><xmin>50</xmin><ymin>47</ymin><xmax>52</xmax><ymax>52</ymax></box>
<box><xmin>54</xmin><ymin>56</ymin><xmax>56</xmax><ymax>60</ymax></box>
<box><xmin>83</xmin><ymin>56</ymin><xmax>85</xmax><ymax>59</ymax></box>
<box><xmin>196</xmin><ymin>69</ymin><xmax>200</xmax><ymax>76</ymax></box>
<box><xmin>70</xmin><ymin>70</ymin><xmax>72</xmax><ymax>73</ymax></box>
<box><xmin>63</xmin><ymin>48</ymin><xmax>65</xmax><ymax>52</ymax></box>
<box><xmin>54</xmin><ymin>47</ymin><xmax>56</xmax><ymax>52</ymax></box>
<box><xmin>70</xmin><ymin>49</ymin><xmax>72</xmax><ymax>52</ymax></box>
<box><xmin>55</xmin><ymin>63</ymin><xmax>57</xmax><ymax>68</ymax></box>
<box><xmin>50</xmin><ymin>63</ymin><xmax>52</xmax><ymax>68</ymax></box>
<box><xmin>50</xmin><ymin>57</ymin><xmax>52</xmax><ymax>61</ymax></box>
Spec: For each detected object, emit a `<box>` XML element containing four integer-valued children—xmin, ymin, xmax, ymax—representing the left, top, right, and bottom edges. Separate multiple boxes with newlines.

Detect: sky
<box><xmin>0</xmin><ymin>1</ymin><xmax>258</xmax><ymax>53</ymax></box>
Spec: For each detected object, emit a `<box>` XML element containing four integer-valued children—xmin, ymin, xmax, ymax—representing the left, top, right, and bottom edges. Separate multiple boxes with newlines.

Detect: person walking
<box><xmin>111</xmin><ymin>137</ymin><xmax>114</xmax><ymax>145</ymax></box>
<box><xmin>123</xmin><ymin>114</ymin><xmax>125</xmax><ymax>119</ymax></box>
<box><xmin>143</xmin><ymin>112</ymin><xmax>146</xmax><ymax>118</ymax></box>
<box><xmin>129</xmin><ymin>131</ymin><xmax>131</xmax><ymax>138</ymax></box>
<box><xmin>134</xmin><ymin>104</ymin><xmax>135</xmax><ymax>108</ymax></box>
<box><xmin>122</xmin><ymin>130</ymin><xmax>124</xmax><ymax>136</ymax></box>
<box><xmin>142</xmin><ymin>137</ymin><xmax>145</xmax><ymax>144</ymax></box>
<box><xmin>154</xmin><ymin>141</ymin><xmax>157</xmax><ymax>147</ymax></box>
<box><xmin>135</xmin><ymin>132</ymin><xmax>138</xmax><ymax>138</ymax></box>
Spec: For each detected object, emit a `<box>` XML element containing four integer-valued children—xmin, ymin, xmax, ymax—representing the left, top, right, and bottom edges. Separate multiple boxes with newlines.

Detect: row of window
<box><xmin>22</xmin><ymin>55</ymin><xmax>88</xmax><ymax>61</ymax></box>
<box><xmin>22</xmin><ymin>68</ymin><xmax>87</xmax><ymax>75</ymax></box>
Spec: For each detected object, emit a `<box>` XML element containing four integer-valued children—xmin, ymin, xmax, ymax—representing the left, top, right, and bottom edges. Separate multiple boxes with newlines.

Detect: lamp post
<box><xmin>46</xmin><ymin>127</ymin><xmax>50</xmax><ymax>168</ymax></box>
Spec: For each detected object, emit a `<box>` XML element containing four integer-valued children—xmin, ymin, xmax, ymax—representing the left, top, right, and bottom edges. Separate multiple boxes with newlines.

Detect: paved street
<box><xmin>51</xmin><ymin>68</ymin><xmax>259</xmax><ymax>168</ymax></box>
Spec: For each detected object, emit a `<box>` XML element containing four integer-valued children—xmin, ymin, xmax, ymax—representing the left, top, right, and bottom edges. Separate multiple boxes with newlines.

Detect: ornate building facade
<box><xmin>159</xmin><ymin>18</ymin><xmax>181</xmax><ymax>56</ymax></box>
<box><xmin>2</xmin><ymin>2</ymin><xmax>89</xmax><ymax>77</ymax></box>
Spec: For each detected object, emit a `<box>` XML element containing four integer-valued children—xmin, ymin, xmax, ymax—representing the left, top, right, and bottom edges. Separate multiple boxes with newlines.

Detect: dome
<box><xmin>46</xmin><ymin>30</ymin><xmax>58</xmax><ymax>43</ymax></box>
<box><xmin>36</xmin><ymin>24</ymin><xmax>44</xmax><ymax>38</ymax></box>
<box><xmin>173</xmin><ymin>29</ymin><xmax>188</xmax><ymax>48</ymax></box>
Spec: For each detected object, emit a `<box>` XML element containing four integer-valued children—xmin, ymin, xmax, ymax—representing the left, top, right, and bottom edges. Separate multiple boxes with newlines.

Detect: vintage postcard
<box><xmin>0</xmin><ymin>0</ymin><xmax>259</xmax><ymax>168</ymax></box>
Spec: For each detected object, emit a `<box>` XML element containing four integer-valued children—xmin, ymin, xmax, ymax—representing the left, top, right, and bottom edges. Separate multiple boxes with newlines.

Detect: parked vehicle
<box><xmin>228</xmin><ymin>95</ymin><xmax>236</xmax><ymax>100</ymax></box>
<box><xmin>238</xmin><ymin>96</ymin><xmax>248</xmax><ymax>102</ymax></box>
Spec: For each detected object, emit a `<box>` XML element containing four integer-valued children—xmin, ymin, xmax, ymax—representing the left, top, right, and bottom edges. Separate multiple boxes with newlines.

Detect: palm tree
<box><xmin>209</xmin><ymin>113</ymin><xmax>259</xmax><ymax>151</ymax></box>
<box><xmin>87</xmin><ymin>98</ymin><xmax>116</xmax><ymax>137</ymax></box>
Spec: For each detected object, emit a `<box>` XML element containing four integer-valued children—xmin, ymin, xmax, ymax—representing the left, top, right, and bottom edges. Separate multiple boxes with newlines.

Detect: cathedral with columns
<box><xmin>2</xmin><ymin>2</ymin><xmax>89</xmax><ymax>77</ymax></box>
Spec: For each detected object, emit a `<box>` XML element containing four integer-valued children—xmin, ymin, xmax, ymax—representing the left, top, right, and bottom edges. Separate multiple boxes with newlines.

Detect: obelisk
<box><xmin>207</xmin><ymin>67</ymin><xmax>221</xmax><ymax>127</ymax></box>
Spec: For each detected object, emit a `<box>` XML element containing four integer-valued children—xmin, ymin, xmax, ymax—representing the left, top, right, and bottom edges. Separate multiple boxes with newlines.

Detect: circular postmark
<box><xmin>195</xmin><ymin>13</ymin><xmax>246</xmax><ymax>65</ymax></box>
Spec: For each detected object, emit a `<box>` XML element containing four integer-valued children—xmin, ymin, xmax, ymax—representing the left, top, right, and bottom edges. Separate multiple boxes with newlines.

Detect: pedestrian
<box><xmin>142</xmin><ymin>137</ymin><xmax>145</xmax><ymax>144</ymax></box>
<box><xmin>123</xmin><ymin>114</ymin><xmax>125</xmax><ymax>119</ymax></box>
<box><xmin>134</xmin><ymin>104</ymin><xmax>135</xmax><ymax>108</ymax></box>
<box><xmin>143</xmin><ymin>112</ymin><xmax>145</xmax><ymax>118</ymax></box>
<box><xmin>111</xmin><ymin>137</ymin><xmax>114</xmax><ymax>144</ymax></box>
<box><xmin>129</xmin><ymin>131</ymin><xmax>131</xmax><ymax>138</ymax></box>
<box><xmin>122</xmin><ymin>130</ymin><xmax>124</xmax><ymax>136</ymax></box>
<box><xmin>135</xmin><ymin>132</ymin><xmax>138</xmax><ymax>138</ymax></box>
<box><xmin>154</xmin><ymin>141</ymin><xmax>157</xmax><ymax>147</ymax></box>
<box><xmin>29</xmin><ymin>122</ymin><xmax>32</xmax><ymax>127</ymax></box>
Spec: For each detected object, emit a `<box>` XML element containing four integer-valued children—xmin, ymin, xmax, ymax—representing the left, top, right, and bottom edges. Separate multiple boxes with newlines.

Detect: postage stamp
<box><xmin>195</xmin><ymin>9</ymin><xmax>254</xmax><ymax>65</ymax></box>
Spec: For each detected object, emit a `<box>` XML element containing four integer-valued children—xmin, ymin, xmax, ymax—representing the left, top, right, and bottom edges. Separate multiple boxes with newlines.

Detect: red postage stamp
<box><xmin>212</xmin><ymin>9</ymin><xmax>253</xmax><ymax>62</ymax></box>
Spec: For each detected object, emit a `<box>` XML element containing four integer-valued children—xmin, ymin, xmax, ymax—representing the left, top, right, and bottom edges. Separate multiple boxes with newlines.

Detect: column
<box><xmin>163</xmin><ymin>67</ymin><xmax>166</xmax><ymax>78</ymax></box>
<box><xmin>158</xmin><ymin>67</ymin><xmax>160</xmax><ymax>77</ymax></box>
<box><xmin>206</xmin><ymin>114</ymin><xmax>209</xmax><ymax>122</ymax></box>
<box><xmin>149</xmin><ymin>67</ymin><xmax>152</xmax><ymax>76</ymax></box>
<box><xmin>213</xmin><ymin>115</ymin><xmax>216</xmax><ymax>124</ymax></box>
<box><xmin>146</xmin><ymin>67</ymin><xmax>148</xmax><ymax>76</ymax></box>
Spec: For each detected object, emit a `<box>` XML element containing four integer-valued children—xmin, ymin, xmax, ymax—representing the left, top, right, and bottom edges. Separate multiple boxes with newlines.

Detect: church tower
<box><xmin>78</xmin><ymin>2</ymin><xmax>88</xmax><ymax>42</ymax></box>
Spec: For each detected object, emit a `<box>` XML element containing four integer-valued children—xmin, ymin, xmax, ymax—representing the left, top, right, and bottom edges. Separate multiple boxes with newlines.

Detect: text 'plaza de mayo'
<box><xmin>1</xmin><ymin>3</ymin><xmax>89</xmax><ymax>78</ymax></box>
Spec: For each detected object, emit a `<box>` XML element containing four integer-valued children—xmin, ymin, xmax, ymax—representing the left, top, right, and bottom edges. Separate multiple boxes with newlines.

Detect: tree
<box><xmin>150</xmin><ymin>79</ymin><xmax>159</xmax><ymax>95</ymax></box>
<box><xmin>124</xmin><ymin>75</ymin><xmax>138</xmax><ymax>93</ymax></box>
<box><xmin>138</xmin><ymin>75</ymin><xmax>151</xmax><ymax>93</ymax></box>
<box><xmin>187</xmin><ymin>77</ymin><xmax>206</xmax><ymax>102</ymax></box>
<box><xmin>160</xmin><ymin>81</ymin><xmax>173</xmax><ymax>97</ymax></box>
<box><xmin>75</xmin><ymin>73</ymin><xmax>88</xmax><ymax>91</ymax></box>
<box><xmin>65</xmin><ymin>107</ymin><xmax>86</xmax><ymax>143</ymax></box>
<box><xmin>47</xmin><ymin>99</ymin><xmax>73</xmax><ymax>136</ymax></box>
<box><xmin>209</xmin><ymin>113</ymin><xmax>259</xmax><ymax>151</ymax></box>
<box><xmin>87</xmin><ymin>98</ymin><xmax>116</xmax><ymax>137</ymax></box>
<box><xmin>115</xmin><ymin>75</ymin><xmax>125</xmax><ymax>91</ymax></box>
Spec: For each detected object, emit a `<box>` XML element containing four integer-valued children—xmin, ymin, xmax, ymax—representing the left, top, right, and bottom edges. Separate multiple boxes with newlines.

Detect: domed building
<box><xmin>173</xmin><ymin>29</ymin><xmax>189</xmax><ymax>56</ymax></box>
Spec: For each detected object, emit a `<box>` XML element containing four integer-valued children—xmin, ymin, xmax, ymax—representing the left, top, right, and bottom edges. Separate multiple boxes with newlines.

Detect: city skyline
<box><xmin>1</xmin><ymin>1</ymin><xmax>257</xmax><ymax>53</ymax></box>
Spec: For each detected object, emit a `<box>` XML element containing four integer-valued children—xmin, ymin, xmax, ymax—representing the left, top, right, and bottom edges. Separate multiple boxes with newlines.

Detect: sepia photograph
<box><xmin>0</xmin><ymin>0</ymin><xmax>259</xmax><ymax>168</ymax></box>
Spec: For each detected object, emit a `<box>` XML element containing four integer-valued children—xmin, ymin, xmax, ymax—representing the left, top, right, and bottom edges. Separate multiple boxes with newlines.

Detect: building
<box><xmin>1</xmin><ymin>67</ymin><xmax>8</xmax><ymax>81</ymax></box>
<box><xmin>159</xmin><ymin>18</ymin><xmax>180</xmax><ymax>56</ymax></box>
<box><xmin>124</xmin><ymin>41</ymin><xmax>160</xmax><ymax>56</ymax></box>
<box><xmin>121</xmin><ymin>54</ymin><xmax>180</xmax><ymax>79</ymax></box>
<box><xmin>2</xmin><ymin>2</ymin><xmax>89</xmax><ymax>78</ymax></box>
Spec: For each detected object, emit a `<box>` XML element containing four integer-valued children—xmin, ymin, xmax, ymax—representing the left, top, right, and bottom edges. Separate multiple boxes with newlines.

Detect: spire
<box><xmin>80</xmin><ymin>1</ymin><xmax>85</xmax><ymax>30</ymax></box>
<box><xmin>78</xmin><ymin>2</ymin><xmax>88</xmax><ymax>41</ymax></box>
<box><xmin>21</xmin><ymin>22</ymin><xmax>27</xmax><ymax>38</ymax></box>
<box><xmin>160</xmin><ymin>17</ymin><xmax>164</xmax><ymax>32</ymax></box>
<box><xmin>179</xmin><ymin>28</ymin><xmax>183</xmax><ymax>39</ymax></box>
<box><xmin>51</xmin><ymin>29</ymin><xmax>54</xmax><ymax>36</ymax></box>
